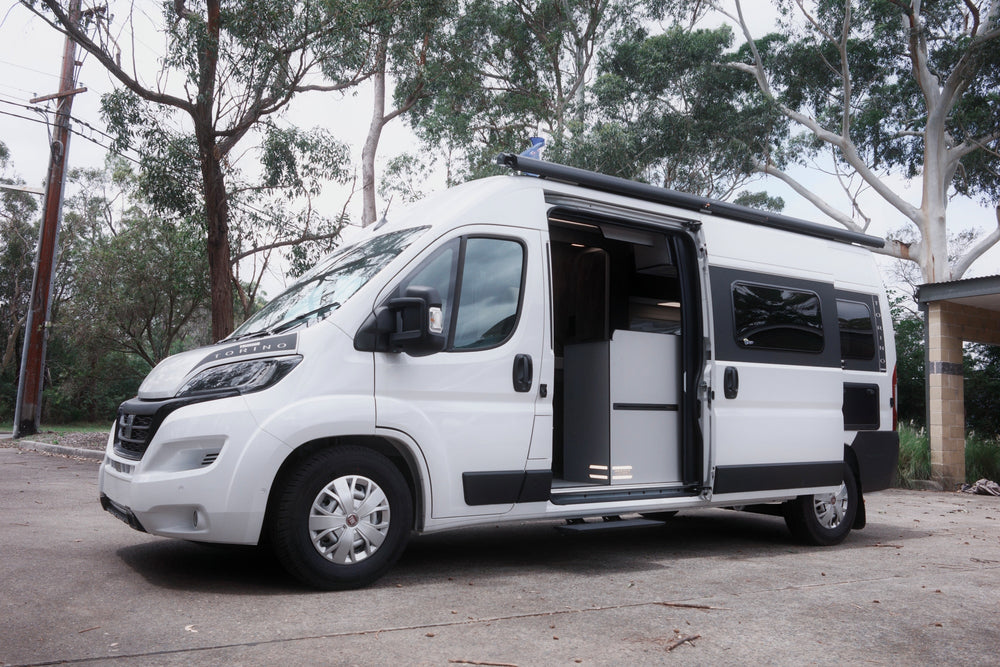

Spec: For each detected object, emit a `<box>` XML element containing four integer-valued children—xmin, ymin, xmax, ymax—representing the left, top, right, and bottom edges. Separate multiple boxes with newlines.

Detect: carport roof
<box><xmin>916</xmin><ymin>275</ymin><xmax>1000</xmax><ymax>311</ymax></box>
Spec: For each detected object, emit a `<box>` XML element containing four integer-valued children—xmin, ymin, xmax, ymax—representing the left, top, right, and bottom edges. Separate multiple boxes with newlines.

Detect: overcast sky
<box><xmin>2</xmin><ymin>1</ymin><xmax>997</xmax><ymax>295</ymax></box>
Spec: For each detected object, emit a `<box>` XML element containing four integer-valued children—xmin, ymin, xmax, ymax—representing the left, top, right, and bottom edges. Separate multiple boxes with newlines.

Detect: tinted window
<box><xmin>400</xmin><ymin>240</ymin><xmax>459</xmax><ymax>341</ymax></box>
<box><xmin>732</xmin><ymin>282</ymin><xmax>824</xmax><ymax>353</ymax></box>
<box><xmin>453</xmin><ymin>238</ymin><xmax>525</xmax><ymax>350</ymax></box>
<box><xmin>837</xmin><ymin>300</ymin><xmax>875</xmax><ymax>361</ymax></box>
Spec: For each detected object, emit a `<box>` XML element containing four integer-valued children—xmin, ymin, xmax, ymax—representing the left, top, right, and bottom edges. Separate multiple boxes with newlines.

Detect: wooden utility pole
<box><xmin>13</xmin><ymin>0</ymin><xmax>83</xmax><ymax>438</ymax></box>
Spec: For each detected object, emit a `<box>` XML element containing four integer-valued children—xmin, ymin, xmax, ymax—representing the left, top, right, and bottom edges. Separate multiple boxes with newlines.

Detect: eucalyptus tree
<box><xmin>355</xmin><ymin>0</ymin><xmax>457</xmax><ymax>227</ymax></box>
<box><xmin>718</xmin><ymin>0</ymin><xmax>1000</xmax><ymax>282</ymax></box>
<box><xmin>409</xmin><ymin>0</ymin><xmax>633</xmax><ymax>178</ymax></box>
<box><xmin>29</xmin><ymin>0</ymin><xmax>372</xmax><ymax>339</ymax></box>
<box><xmin>0</xmin><ymin>143</ymin><xmax>38</xmax><ymax>375</ymax></box>
<box><xmin>57</xmin><ymin>159</ymin><xmax>210</xmax><ymax>367</ymax></box>
<box><xmin>557</xmin><ymin>23</ymin><xmax>787</xmax><ymax>204</ymax></box>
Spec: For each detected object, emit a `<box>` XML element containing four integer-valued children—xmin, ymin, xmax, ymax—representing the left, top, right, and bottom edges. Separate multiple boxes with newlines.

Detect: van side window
<box><xmin>400</xmin><ymin>239</ymin><xmax>460</xmax><ymax>341</ymax></box>
<box><xmin>732</xmin><ymin>282</ymin><xmax>824</xmax><ymax>353</ymax></box>
<box><xmin>453</xmin><ymin>238</ymin><xmax>525</xmax><ymax>350</ymax></box>
<box><xmin>837</xmin><ymin>299</ymin><xmax>875</xmax><ymax>361</ymax></box>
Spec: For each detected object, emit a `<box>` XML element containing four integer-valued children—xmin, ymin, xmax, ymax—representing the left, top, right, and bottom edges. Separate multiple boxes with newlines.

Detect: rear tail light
<box><xmin>891</xmin><ymin>364</ymin><xmax>898</xmax><ymax>431</ymax></box>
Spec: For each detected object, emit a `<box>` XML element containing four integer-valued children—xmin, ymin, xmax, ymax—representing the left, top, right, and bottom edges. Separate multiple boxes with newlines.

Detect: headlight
<box><xmin>176</xmin><ymin>357</ymin><xmax>302</xmax><ymax>398</ymax></box>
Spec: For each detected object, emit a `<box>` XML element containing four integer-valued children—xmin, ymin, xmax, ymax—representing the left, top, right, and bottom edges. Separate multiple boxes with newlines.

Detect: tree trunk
<box><xmin>2</xmin><ymin>317</ymin><xmax>24</xmax><ymax>372</ymax></box>
<box><xmin>919</xmin><ymin>96</ymin><xmax>952</xmax><ymax>283</ymax></box>
<box><xmin>362</xmin><ymin>42</ymin><xmax>389</xmax><ymax>228</ymax></box>
<box><xmin>197</xmin><ymin>132</ymin><xmax>235</xmax><ymax>340</ymax></box>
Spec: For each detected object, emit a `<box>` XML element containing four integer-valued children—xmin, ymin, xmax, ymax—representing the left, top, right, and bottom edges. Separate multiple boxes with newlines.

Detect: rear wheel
<box><xmin>269</xmin><ymin>446</ymin><xmax>412</xmax><ymax>589</ymax></box>
<box><xmin>784</xmin><ymin>463</ymin><xmax>858</xmax><ymax>546</ymax></box>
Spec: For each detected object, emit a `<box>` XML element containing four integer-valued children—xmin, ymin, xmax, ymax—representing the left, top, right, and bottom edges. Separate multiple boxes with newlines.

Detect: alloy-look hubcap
<box><xmin>308</xmin><ymin>475</ymin><xmax>390</xmax><ymax>564</ymax></box>
<box><xmin>813</xmin><ymin>481</ymin><xmax>848</xmax><ymax>529</ymax></box>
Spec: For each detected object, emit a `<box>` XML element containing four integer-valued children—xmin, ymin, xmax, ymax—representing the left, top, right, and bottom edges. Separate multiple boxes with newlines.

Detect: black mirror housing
<box><xmin>354</xmin><ymin>286</ymin><xmax>446</xmax><ymax>355</ymax></box>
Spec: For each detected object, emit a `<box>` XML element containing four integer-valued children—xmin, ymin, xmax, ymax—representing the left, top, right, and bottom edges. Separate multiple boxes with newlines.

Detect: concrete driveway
<box><xmin>1</xmin><ymin>447</ymin><xmax>998</xmax><ymax>666</ymax></box>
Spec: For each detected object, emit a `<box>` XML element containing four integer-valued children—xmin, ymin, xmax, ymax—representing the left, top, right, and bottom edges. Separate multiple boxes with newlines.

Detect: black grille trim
<box><xmin>113</xmin><ymin>391</ymin><xmax>239</xmax><ymax>461</ymax></box>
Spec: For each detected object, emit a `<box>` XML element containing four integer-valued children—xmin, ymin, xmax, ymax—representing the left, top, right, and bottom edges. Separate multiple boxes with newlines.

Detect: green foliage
<box><xmin>964</xmin><ymin>343</ymin><xmax>1000</xmax><ymax>438</ymax></box>
<box><xmin>896</xmin><ymin>422</ymin><xmax>931</xmax><ymax>488</ymax></box>
<box><xmin>409</xmin><ymin>0</ymin><xmax>635</xmax><ymax>179</ymax></box>
<box><xmin>0</xmin><ymin>142</ymin><xmax>38</xmax><ymax>375</ymax></box>
<box><xmin>752</xmin><ymin>0</ymin><xmax>1000</xmax><ymax>207</ymax></box>
<box><xmin>555</xmin><ymin>23</ymin><xmax>787</xmax><ymax>197</ymax></box>
<box><xmin>379</xmin><ymin>153</ymin><xmax>436</xmax><ymax>205</ymax></box>
<box><xmin>60</xmin><ymin>161</ymin><xmax>211</xmax><ymax>368</ymax></box>
<box><xmin>41</xmin><ymin>339</ymin><xmax>148</xmax><ymax>424</ymax></box>
<box><xmin>259</xmin><ymin>125</ymin><xmax>351</xmax><ymax>198</ymax></box>
<box><xmin>733</xmin><ymin>191</ymin><xmax>785</xmax><ymax>212</ymax></box>
<box><xmin>965</xmin><ymin>432</ymin><xmax>1000</xmax><ymax>484</ymax></box>
<box><xmin>890</xmin><ymin>291</ymin><xmax>926</xmax><ymax>426</ymax></box>
<box><xmin>895</xmin><ymin>424</ymin><xmax>1000</xmax><ymax>487</ymax></box>
<box><xmin>0</xmin><ymin>143</ymin><xmax>39</xmax><ymax>421</ymax></box>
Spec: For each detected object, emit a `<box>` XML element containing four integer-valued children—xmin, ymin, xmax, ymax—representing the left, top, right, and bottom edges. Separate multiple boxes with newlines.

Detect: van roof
<box><xmin>496</xmin><ymin>153</ymin><xmax>885</xmax><ymax>249</ymax></box>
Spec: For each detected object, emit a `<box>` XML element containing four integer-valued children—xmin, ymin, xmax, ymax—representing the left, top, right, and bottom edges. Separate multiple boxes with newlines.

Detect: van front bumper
<box><xmin>98</xmin><ymin>395</ymin><xmax>292</xmax><ymax>545</ymax></box>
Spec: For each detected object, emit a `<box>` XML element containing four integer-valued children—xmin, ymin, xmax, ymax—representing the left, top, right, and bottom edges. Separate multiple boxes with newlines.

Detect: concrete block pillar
<box><xmin>926</xmin><ymin>302</ymin><xmax>965</xmax><ymax>488</ymax></box>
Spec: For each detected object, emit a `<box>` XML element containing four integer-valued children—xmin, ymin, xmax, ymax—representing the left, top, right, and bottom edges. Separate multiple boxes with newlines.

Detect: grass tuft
<box><xmin>895</xmin><ymin>423</ymin><xmax>1000</xmax><ymax>487</ymax></box>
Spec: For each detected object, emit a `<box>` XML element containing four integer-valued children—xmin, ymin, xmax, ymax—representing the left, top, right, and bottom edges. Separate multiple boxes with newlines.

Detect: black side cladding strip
<box><xmin>462</xmin><ymin>470</ymin><xmax>555</xmax><ymax>505</ymax></box>
<box><xmin>496</xmin><ymin>154</ymin><xmax>884</xmax><ymax>249</ymax></box>
<box><xmin>613</xmin><ymin>403</ymin><xmax>679</xmax><ymax>411</ymax></box>
<box><xmin>713</xmin><ymin>461</ymin><xmax>844</xmax><ymax>494</ymax></box>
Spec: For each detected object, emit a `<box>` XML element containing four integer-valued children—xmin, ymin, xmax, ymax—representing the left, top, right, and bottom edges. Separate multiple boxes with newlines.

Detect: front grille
<box><xmin>113</xmin><ymin>411</ymin><xmax>156</xmax><ymax>460</ymax></box>
<box><xmin>111</xmin><ymin>393</ymin><xmax>228</xmax><ymax>462</ymax></box>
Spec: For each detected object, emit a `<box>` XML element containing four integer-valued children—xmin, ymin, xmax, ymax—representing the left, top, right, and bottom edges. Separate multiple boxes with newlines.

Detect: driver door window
<box><xmin>398</xmin><ymin>236</ymin><xmax>525</xmax><ymax>352</ymax></box>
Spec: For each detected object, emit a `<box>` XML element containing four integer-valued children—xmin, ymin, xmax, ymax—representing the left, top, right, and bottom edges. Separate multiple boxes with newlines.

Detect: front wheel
<box><xmin>268</xmin><ymin>446</ymin><xmax>413</xmax><ymax>590</ymax></box>
<box><xmin>784</xmin><ymin>463</ymin><xmax>858</xmax><ymax>546</ymax></box>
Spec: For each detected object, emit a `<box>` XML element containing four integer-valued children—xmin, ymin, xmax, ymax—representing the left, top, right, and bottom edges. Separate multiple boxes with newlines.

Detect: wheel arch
<box><xmin>262</xmin><ymin>434</ymin><xmax>427</xmax><ymax>545</ymax></box>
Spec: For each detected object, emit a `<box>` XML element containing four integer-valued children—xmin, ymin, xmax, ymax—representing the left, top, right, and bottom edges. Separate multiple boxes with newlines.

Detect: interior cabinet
<box><xmin>563</xmin><ymin>330</ymin><xmax>681</xmax><ymax>485</ymax></box>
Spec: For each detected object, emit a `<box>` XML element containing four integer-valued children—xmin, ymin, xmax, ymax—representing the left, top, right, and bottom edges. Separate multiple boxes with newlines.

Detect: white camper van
<box><xmin>99</xmin><ymin>155</ymin><xmax>899</xmax><ymax>589</ymax></box>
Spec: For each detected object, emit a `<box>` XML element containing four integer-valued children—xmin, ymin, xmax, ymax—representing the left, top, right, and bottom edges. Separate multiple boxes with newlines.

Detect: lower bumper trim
<box><xmin>100</xmin><ymin>493</ymin><xmax>147</xmax><ymax>533</ymax></box>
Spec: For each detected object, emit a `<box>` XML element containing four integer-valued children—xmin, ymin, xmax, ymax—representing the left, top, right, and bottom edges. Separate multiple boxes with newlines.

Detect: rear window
<box><xmin>837</xmin><ymin>299</ymin><xmax>876</xmax><ymax>361</ymax></box>
<box><xmin>732</xmin><ymin>282</ymin><xmax>824</xmax><ymax>353</ymax></box>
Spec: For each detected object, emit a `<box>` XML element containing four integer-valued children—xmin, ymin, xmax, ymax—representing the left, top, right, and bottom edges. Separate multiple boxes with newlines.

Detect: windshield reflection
<box><xmin>229</xmin><ymin>227</ymin><xmax>428</xmax><ymax>339</ymax></box>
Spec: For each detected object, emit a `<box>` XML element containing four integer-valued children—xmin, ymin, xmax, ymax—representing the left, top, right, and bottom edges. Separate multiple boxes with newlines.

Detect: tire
<box><xmin>784</xmin><ymin>463</ymin><xmax>858</xmax><ymax>546</ymax></box>
<box><xmin>269</xmin><ymin>446</ymin><xmax>413</xmax><ymax>590</ymax></box>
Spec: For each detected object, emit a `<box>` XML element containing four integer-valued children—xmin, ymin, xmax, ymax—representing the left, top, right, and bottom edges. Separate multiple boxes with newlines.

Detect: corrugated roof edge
<box><xmin>496</xmin><ymin>153</ymin><xmax>885</xmax><ymax>249</ymax></box>
<box><xmin>916</xmin><ymin>274</ymin><xmax>1000</xmax><ymax>303</ymax></box>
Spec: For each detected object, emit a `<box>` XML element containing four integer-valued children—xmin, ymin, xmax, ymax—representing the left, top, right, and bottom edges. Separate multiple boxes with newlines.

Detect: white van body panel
<box><xmin>98</xmin><ymin>169</ymin><xmax>898</xmax><ymax>582</ymax></box>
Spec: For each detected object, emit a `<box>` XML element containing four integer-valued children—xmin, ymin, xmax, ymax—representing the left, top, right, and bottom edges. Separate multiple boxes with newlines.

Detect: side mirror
<box><xmin>385</xmin><ymin>285</ymin><xmax>447</xmax><ymax>356</ymax></box>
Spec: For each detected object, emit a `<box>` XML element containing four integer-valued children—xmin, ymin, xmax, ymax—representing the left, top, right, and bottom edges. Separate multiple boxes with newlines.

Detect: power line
<box><xmin>0</xmin><ymin>96</ymin><xmax>121</xmax><ymax>145</ymax></box>
<box><xmin>0</xmin><ymin>108</ymin><xmax>49</xmax><ymax>126</ymax></box>
<box><xmin>0</xmin><ymin>106</ymin><xmax>141</xmax><ymax>166</ymax></box>
<box><xmin>0</xmin><ymin>57</ymin><xmax>63</xmax><ymax>81</ymax></box>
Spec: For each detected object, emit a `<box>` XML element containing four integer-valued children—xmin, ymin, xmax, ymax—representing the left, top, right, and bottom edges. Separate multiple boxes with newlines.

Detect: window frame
<box><xmin>387</xmin><ymin>233</ymin><xmax>528</xmax><ymax>354</ymax></box>
<box><xmin>730</xmin><ymin>280</ymin><xmax>826</xmax><ymax>354</ymax></box>
<box><xmin>835</xmin><ymin>290</ymin><xmax>887</xmax><ymax>372</ymax></box>
<box><xmin>709</xmin><ymin>266</ymin><xmax>841</xmax><ymax>368</ymax></box>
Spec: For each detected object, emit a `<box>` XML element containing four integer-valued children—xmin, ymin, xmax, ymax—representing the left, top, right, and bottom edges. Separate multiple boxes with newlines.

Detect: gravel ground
<box><xmin>0</xmin><ymin>429</ymin><xmax>109</xmax><ymax>451</ymax></box>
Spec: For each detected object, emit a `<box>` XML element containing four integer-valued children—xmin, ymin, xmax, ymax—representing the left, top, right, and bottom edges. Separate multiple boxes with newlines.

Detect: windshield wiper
<box><xmin>225</xmin><ymin>330</ymin><xmax>275</xmax><ymax>343</ymax></box>
<box><xmin>269</xmin><ymin>302</ymin><xmax>341</xmax><ymax>335</ymax></box>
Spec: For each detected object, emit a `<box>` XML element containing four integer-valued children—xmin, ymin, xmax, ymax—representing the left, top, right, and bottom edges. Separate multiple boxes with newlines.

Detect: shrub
<box><xmin>895</xmin><ymin>422</ymin><xmax>931</xmax><ymax>488</ymax></box>
<box><xmin>965</xmin><ymin>432</ymin><xmax>1000</xmax><ymax>484</ymax></box>
<box><xmin>894</xmin><ymin>423</ymin><xmax>1000</xmax><ymax>487</ymax></box>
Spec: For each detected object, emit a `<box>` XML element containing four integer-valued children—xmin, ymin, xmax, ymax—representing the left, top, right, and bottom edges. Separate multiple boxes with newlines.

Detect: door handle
<box><xmin>513</xmin><ymin>354</ymin><xmax>533</xmax><ymax>393</ymax></box>
<box><xmin>724</xmin><ymin>366</ymin><xmax>739</xmax><ymax>399</ymax></box>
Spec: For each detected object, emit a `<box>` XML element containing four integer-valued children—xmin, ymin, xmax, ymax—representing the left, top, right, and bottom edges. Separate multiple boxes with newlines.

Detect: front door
<box><xmin>374</xmin><ymin>225</ymin><xmax>548</xmax><ymax>518</ymax></box>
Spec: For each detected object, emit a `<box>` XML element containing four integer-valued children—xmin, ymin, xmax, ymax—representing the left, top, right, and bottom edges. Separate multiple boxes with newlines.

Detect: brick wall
<box><xmin>925</xmin><ymin>301</ymin><xmax>1000</xmax><ymax>487</ymax></box>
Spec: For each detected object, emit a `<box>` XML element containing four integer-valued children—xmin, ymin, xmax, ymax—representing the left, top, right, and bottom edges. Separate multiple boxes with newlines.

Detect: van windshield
<box><xmin>229</xmin><ymin>226</ymin><xmax>428</xmax><ymax>340</ymax></box>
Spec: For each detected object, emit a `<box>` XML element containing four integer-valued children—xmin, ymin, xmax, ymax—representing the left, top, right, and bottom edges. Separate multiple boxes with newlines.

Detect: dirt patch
<box><xmin>12</xmin><ymin>430</ymin><xmax>109</xmax><ymax>451</ymax></box>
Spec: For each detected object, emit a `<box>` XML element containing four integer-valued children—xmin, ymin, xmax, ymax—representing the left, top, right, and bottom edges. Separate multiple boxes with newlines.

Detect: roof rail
<box><xmin>496</xmin><ymin>153</ymin><xmax>885</xmax><ymax>249</ymax></box>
